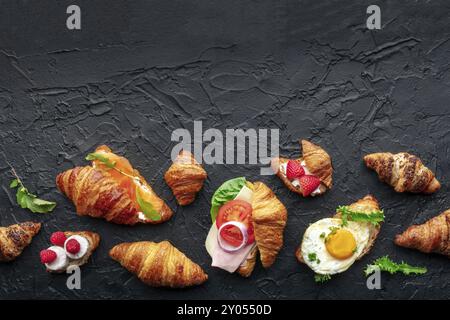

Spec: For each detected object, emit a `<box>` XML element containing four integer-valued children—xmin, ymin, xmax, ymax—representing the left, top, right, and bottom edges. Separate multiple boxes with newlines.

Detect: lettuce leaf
<box><xmin>210</xmin><ymin>177</ymin><xmax>246</xmax><ymax>223</ymax></box>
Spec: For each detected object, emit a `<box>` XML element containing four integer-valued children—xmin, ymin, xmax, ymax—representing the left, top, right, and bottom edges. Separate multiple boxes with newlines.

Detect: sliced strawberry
<box><xmin>40</xmin><ymin>249</ymin><xmax>57</xmax><ymax>264</ymax></box>
<box><xmin>299</xmin><ymin>175</ymin><xmax>321</xmax><ymax>197</ymax></box>
<box><xmin>286</xmin><ymin>160</ymin><xmax>305</xmax><ymax>180</ymax></box>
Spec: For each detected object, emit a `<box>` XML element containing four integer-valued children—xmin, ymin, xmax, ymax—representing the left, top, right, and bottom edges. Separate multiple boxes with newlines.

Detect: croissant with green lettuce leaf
<box><xmin>56</xmin><ymin>145</ymin><xmax>173</xmax><ymax>225</ymax></box>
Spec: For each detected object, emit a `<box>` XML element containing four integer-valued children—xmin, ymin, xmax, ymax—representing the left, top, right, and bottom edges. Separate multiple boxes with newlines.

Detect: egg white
<box><xmin>301</xmin><ymin>218</ymin><xmax>371</xmax><ymax>275</ymax></box>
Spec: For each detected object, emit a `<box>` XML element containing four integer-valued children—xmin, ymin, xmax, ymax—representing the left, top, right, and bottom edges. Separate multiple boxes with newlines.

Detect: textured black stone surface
<box><xmin>0</xmin><ymin>0</ymin><xmax>449</xmax><ymax>300</ymax></box>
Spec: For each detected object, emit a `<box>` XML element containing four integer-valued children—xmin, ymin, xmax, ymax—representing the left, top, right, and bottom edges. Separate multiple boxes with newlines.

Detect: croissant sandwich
<box><xmin>57</xmin><ymin>145</ymin><xmax>173</xmax><ymax>225</ymax></box>
<box><xmin>0</xmin><ymin>221</ymin><xmax>41</xmax><ymax>262</ymax></box>
<box><xmin>39</xmin><ymin>230</ymin><xmax>100</xmax><ymax>273</ymax></box>
<box><xmin>296</xmin><ymin>195</ymin><xmax>384</xmax><ymax>280</ymax></box>
<box><xmin>395</xmin><ymin>210</ymin><xmax>449</xmax><ymax>257</ymax></box>
<box><xmin>205</xmin><ymin>177</ymin><xmax>287</xmax><ymax>277</ymax></box>
<box><xmin>272</xmin><ymin>140</ymin><xmax>332</xmax><ymax>197</ymax></box>
<box><xmin>110</xmin><ymin>240</ymin><xmax>208</xmax><ymax>288</ymax></box>
<box><xmin>164</xmin><ymin>150</ymin><xmax>207</xmax><ymax>206</ymax></box>
<box><xmin>364</xmin><ymin>152</ymin><xmax>440</xmax><ymax>194</ymax></box>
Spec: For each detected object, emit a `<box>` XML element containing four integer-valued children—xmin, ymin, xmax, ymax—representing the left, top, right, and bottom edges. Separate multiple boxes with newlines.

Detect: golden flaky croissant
<box><xmin>395</xmin><ymin>210</ymin><xmax>449</xmax><ymax>257</ymax></box>
<box><xmin>364</xmin><ymin>152</ymin><xmax>440</xmax><ymax>194</ymax></box>
<box><xmin>109</xmin><ymin>241</ymin><xmax>208</xmax><ymax>288</ymax></box>
<box><xmin>272</xmin><ymin>140</ymin><xmax>332</xmax><ymax>196</ymax></box>
<box><xmin>57</xmin><ymin>145</ymin><xmax>172</xmax><ymax>225</ymax></box>
<box><xmin>0</xmin><ymin>222</ymin><xmax>41</xmax><ymax>262</ymax></box>
<box><xmin>236</xmin><ymin>182</ymin><xmax>287</xmax><ymax>275</ymax></box>
<box><xmin>296</xmin><ymin>195</ymin><xmax>381</xmax><ymax>263</ymax></box>
<box><xmin>164</xmin><ymin>150</ymin><xmax>207</xmax><ymax>206</ymax></box>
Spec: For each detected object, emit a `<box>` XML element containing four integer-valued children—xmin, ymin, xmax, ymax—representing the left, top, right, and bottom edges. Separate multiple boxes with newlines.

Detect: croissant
<box><xmin>250</xmin><ymin>181</ymin><xmax>288</xmax><ymax>268</ymax></box>
<box><xmin>272</xmin><ymin>140</ymin><xmax>332</xmax><ymax>196</ymax></box>
<box><xmin>109</xmin><ymin>241</ymin><xmax>208</xmax><ymax>288</ymax></box>
<box><xmin>57</xmin><ymin>145</ymin><xmax>173</xmax><ymax>225</ymax></box>
<box><xmin>395</xmin><ymin>210</ymin><xmax>449</xmax><ymax>257</ymax></box>
<box><xmin>364</xmin><ymin>152</ymin><xmax>440</xmax><ymax>194</ymax></box>
<box><xmin>295</xmin><ymin>195</ymin><xmax>381</xmax><ymax>263</ymax></box>
<box><xmin>0</xmin><ymin>222</ymin><xmax>41</xmax><ymax>262</ymax></box>
<box><xmin>164</xmin><ymin>150</ymin><xmax>207</xmax><ymax>206</ymax></box>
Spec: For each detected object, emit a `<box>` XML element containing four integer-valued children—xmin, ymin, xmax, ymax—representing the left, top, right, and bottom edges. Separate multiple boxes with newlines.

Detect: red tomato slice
<box><xmin>216</xmin><ymin>200</ymin><xmax>254</xmax><ymax>247</ymax></box>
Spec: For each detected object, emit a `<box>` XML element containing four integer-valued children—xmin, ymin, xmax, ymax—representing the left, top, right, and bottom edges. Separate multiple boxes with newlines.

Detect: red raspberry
<box><xmin>299</xmin><ymin>175</ymin><xmax>321</xmax><ymax>197</ymax></box>
<box><xmin>286</xmin><ymin>160</ymin><xmax>305</xmax><ymax>180</ymax></box>
<box><xmin>40</xmin><ymin>249</ymin><xmax>57</xmax><ymax>264</ymax></box>
<box><xmin>65</xmin><ymin>239</ymin><xmax>80</xmax><ymax>254</ymax></box>
<box><xmin>50</xmin><ymin>231</ymin><xmax>67</xmax><ymax>247</ymax></box>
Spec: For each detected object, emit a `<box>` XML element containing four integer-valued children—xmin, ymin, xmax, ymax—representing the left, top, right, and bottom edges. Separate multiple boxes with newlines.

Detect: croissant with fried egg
<box><xmin>56</xmin><ymin>145</ymin><xmax>173</xmax><ymax>225</ymax></box>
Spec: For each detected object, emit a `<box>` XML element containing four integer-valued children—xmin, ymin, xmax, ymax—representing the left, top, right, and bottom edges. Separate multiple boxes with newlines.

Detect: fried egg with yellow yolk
<box><xmin>301</xmin><ymin>218</ymin><xmax>371</xmax><ymax>275</ymax></box>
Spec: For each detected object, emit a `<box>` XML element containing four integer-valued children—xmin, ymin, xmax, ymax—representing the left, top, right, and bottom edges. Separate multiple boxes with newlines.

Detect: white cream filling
<box><xmin>279</xmin><ymin>162</ymin><xmax>324</xmax><ymax>196</ymax></box>
<box><xmin>45</xmin><ymin>246</ymin><xmax>69</xmax><ymax>271</ymax></box>
<box><xmin>64</xmin><ymin>235</ymin><xmax>89</xmax><ymax>260</ymax></box>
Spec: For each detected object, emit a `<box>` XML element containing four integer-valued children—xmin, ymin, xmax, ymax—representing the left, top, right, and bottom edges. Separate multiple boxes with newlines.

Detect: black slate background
<box><xmin>0</xmin><ymin>0</ymin><xmax>449</xmax><ymax>300</ymax></box>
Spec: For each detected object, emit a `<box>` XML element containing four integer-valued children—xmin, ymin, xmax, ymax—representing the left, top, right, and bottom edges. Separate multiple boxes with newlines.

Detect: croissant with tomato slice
<box><xmin>56</xmin><ymin>145</ymin><xmax>173</xmax><ymax>225</ymax></box>
<box><xmin>206</xmin><ymin>177</ymin><xmax>287</xmax><ymax>277</ymax></box>
<box><xmin>164</xmin><ymin>150</ymin><xmax>207</xmax><ymax>206</ymax></box>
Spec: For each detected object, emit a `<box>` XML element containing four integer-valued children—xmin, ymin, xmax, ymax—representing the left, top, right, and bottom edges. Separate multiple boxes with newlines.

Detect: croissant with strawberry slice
<box><xmin>272</xmin><ymin>140</ymin><xmax>333</xmax><ymax>197</ymax></box>
<box><xmin>395</xmin><ymin>210</ymin><xmax>449</xmax><ymax>257</ymax></box>
<box><xmin>56</xmin><ymin>145</ymin><xmax>173</xmax><ymax>225</ymax></box>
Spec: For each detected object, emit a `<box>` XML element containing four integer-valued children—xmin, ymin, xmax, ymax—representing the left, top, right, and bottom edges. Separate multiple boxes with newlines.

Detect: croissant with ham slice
<box><xmin>56</xmin><ymin>145</ymin><xmax>173</xmax><ymax>225</ymax></box>
<box><xmin>164</xmin><ymin>150</ymin><xmax>207</xmax><ymax>206</ymax></box>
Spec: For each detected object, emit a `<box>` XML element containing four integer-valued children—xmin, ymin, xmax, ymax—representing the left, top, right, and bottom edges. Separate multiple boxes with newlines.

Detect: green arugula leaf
<box><xmin>86</xmin><ymin>152</ymin><xmax>116</xmax><ymax>168</ymax></box>
<box><xmin>10</xmin><ymin>177</ymin><xmax>56</xmax><ymax>213</ymax></box>
<box><xmin>364</xmin><ymin>256</ymin><xmax>427</xmax><ymax>276</ymax></box>
<box><xmin>135</xmin><ymin>185</ymin><xmax>161</xmax><ymax>222</ymax></box>
<box><xmin>308</xmin><ymin>253</ymin><xmax>317</xmax><ymax>262</ymax></box>
<box><xmin>337</xmin><ymin>206</ymin><xmax>384</xmax><ymax>227</ymax></box>
<box><xmin>314</xmin><ymin>274</ymin><xmax>331</xmax><ymax>283</ymax></box>
<box><xmin>210</xmin><ymin>177</ymin><xmax>246</xmax><ymax>223</ymax></box>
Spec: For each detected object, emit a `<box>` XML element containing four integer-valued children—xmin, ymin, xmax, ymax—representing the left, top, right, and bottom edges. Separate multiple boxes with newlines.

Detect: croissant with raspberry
<box><xmin>395</xmin><ymin>210</ymin><xmax>449</xmax><ymax>257</ymax></box>
<box><xmin>0</xmin><ymin>221</ymin><xmax>41</xmax><ymax>262</ymax></box>
<box><xmin>56</xmin><ymin>145</ymin><xmax>173</xmax><ymax>225</ymax></box>
<box><xmin>271</xmin><ymin>140</ymin><xmax>332</xmax><ymax>197</ymax></box>
<box><xmin>110</xmin><ymin>241</ymin><xmax>208</xmax><ymax>288</ymax></box>
<box><xmin>164</xmin><ymin>150</ymin><xmax>207</xmax><ymax>206</ymax></box>
<box><xmin>364</xmin><ymin>152</ymin><xmax>440</xmax><ymax>194</ymax></box>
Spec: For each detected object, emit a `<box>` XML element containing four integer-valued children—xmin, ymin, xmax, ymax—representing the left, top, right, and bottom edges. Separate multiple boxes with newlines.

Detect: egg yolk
<box><xmin>325</xmin><ymin>229</ymin><xmax>357</xmax><ymax>260</ymax></box>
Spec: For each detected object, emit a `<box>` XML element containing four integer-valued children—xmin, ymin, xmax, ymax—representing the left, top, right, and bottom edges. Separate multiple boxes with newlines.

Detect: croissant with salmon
<box><xmin>395</xmin><ymin>210</ymin><xmax>449</xmax><ymax>257</ymax></box>
<box><xmin>0</xmin><ymin>221</ymin><xmax>41</xmax><ymax>262</ymax></box>
<box><xmin>364</xmin><ymin>152</ymin><xmax>440</xmax><ymax>194</ymax></box>
<box><xmin>272</xmin><ymin>140</ymin><xmax>332</xmax><ymax>197</ymax></box>
<box><xmin>56</xmin><ymin>145</ymin><xmax>173</xmax><ymax>225</ymax></box>
<box><xmin>164</xmin><ymin>150</ymin><xmax>207</xmax><ymax>206</ymax></box>
<box><xmin>109</xmin><ymin>240</ymin><xmax>208</xmax><ymax>288</ymax></box>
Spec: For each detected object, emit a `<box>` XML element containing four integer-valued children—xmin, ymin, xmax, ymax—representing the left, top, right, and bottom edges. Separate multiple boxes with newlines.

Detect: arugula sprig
<box><xmin>364</xmin><ymin>256</ymin><xmax>427</xmax><ymax>276</ymax></box>
<box><xmin>9</xmin><ymin>174</ymin><xmax>56</xmax><ymax>214</ymax></box>
<box><xmin>337</xmin><ymin>206</ymin><xmax>384</xmax><ymax>227</ymax></box>
<box><xmin>86</xmin><ymin>152</ymin><xmax>161</xmax><ymax>221</ymax></box>
<box><xmin>314</xmin><ymin>274</ymin><xmax>331</xmax><ymax>283</ymax></box>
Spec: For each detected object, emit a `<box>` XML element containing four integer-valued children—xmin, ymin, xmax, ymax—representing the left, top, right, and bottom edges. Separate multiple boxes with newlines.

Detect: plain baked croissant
<box><xmin>272</xmin><ymin>140</ymin><xmax>333</xmax><ymax>196</ymax></box>
<box><xmin>0</xmin><ymin>221</ymin><xmax>41</xmax><ymax>262</ymax></box>
<box><xmin>295</xmin><ymin>195</ymin><xmax>381</xmax><ymax>263</ymax></box>
<box><xmin>395</xmin><ymin>210</ymin><xmax>449</xmax><ymax>257</ymax></box>
<box><xmin>236</xmin><ymin>181</ymin><xmax>287</xmax><ymax>276</ymax></box>
<box><xmin>109</xmin><ymin>241</ymin><xmax>208</xmax><ymax>288</ymax></box>
<box><xmin>57</xmin><ymin>145</ymin><xmax>173</xmax><ymax>225</ymax></box>
<box><xmin>364</xmin><ymin>152</ymin><xmax>440</xmax><ymax>194</ymax></box>
<box><xmin>164</xmin><ymin>150</ymin><xmax>207</xmax><ymax>206</ymax></box>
